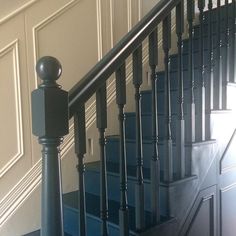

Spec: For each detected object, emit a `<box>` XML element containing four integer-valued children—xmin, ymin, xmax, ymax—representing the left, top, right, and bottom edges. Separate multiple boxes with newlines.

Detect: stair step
<box><xmin>85</xmin><ymin>161</ymin><xmax>197</xmax><ymax>216</ymax></box>
<box><xmin>106</xmin><ymin>136</ymin><xmax>179</xmax><ymax>170</ymax></box>
<box><xmin>63</xmin><ymin>191</ymin><xmax>171</xmax><ymax>236</ymax></box>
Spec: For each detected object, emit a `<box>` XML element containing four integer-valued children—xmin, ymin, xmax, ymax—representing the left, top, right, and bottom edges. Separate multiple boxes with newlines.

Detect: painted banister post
<box><xmin>148</xmin><ymin>28</ymin><xmax>160</xmax><ymax>224</ymax></box>
<box><xmin>198</xmin><ymin>0</ymin><xmax>206</xmax><ymax>141</ymax></box>
<box><xmin>233</xmin><ymin>0</ymin><xmax>236</xmax><ymax>82</ymax></box>
<box><xmin>207</xmin><ymin>0</ymin><xmax>214</xmax><ymax>112</ymax></box>
<box><xmin>222</xmin><ymin>0</ymin><xmax>230</xmax><ymax>109</ymax></box>
<box><xmin>187</xmin><ymin>0</ymin><xmax>196</xmax><ymax>144</ymax></box>
<box><xmin>96</xmin><ymin>84</ymin><xmax>109</xmax><ymax>236</ymax></box>
<box><xmin>163</xmin><ymin>13</ymin><xmax>173</xmax><ymax>184</ymax></box>
<box><xmin>163</xmin><ymin>13</ymin><xmax>172</xmax><ymax>218</ymax></box>
<box><xmin>116</xmin><ymin>63</ymin><xmax>129</xmax><ymax>236</ymax></box>
<box><xmin>31</xmin><ymin>56</ymin><xmax>69</xmax><ymax>236</ymax></box>
<box><xmin>205</xmin><ymin>0</ymin><xmax>214</xmax><ymax>141</ymax></box>
<box><xmin>176</xmin><ymin>1</ymin><xmax>185</xmax><ymax>179</ymax></box>
<box><xmin>133</xmin><ymin>45</ymin><xmax>145</xmax><ymax>231</ymax></box>
<box><xmin>74</xmin><ymin>104</ymin><xmax>87</xmax><ymax>236</ymax></box>
<box><xmin>216</xmin><ymin>0</ymin><xmax>223</xmax><ymax>109</ymax></box>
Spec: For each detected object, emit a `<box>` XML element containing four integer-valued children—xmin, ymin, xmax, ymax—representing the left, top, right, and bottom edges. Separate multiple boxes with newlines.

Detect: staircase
<box><xmin>29</xmin><ymin>0</ymin><xmax>236</xmax><ymax>235</ymax></box>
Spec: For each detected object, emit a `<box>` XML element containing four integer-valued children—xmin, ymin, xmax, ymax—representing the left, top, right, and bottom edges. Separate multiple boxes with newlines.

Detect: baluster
<box><xmin>32</xmin><ymin>57</ymin><xmax>69</xmax><ymax>236</ymax></box>
<box><xmin>206</xmin><ymin>0</ymin><xmax>214</xmax><ymax>140</ymax></box>
<box><xmin>163</xmin><ymin>14</ymin><xmax>173</xmax><ymax>184</ymax></box>
<box><xmin>96</xmin><ymin>84</ymin><xmax>109</xmax><ymax>236</ymax></box>
<box><xmin>225</xmin><ymin>0</ymin><xmax>230</xmax><ymax>83</ymax></box>
<box><xmin>207</xmin><ymin>0</ymin><xmax>214</xmax><ymax>111</ymax></box>
<box><xmin>74</xmin><ymin>104</ymin><xmax>87</xmax><ymax>236</ymax></box>
<box><xmin>176</xmin><ymin>1</ymin><xmax>185</xmax><ymax>179</ymax></box>
<box><xmin>149</xmin><ymin>28</ymin><xmax>160</xmax><ymax>224</ymax></box>
<box><xmin>132</xmin><ymin>45</ymin><xmax>145</xmax><ymax>230</ymax></box>
<box><xmin>222</xmin><ymin>0</ymin><xmax>230</xmax><ymax>108</ymax></box>
<box><xmin>187</xmin><ymin>0</ymin><xmax>195</xmax><ymax>143</ymax></box>
<box><xmin>197</xmin><ymin>0</ymin><xmax>206</xmax><ymax>141</ymax></box>
<box><xmin>115</xmin><ymin>63</ymin><xmax>129</xmax><ymax>236</ymax></box>
<box><xmin>215</xmin><ymin>0</ymin><xmax>223</xmax><ymax>109</ymax></box>
<box><xmin>233</xmin><ymin>0</ymin><xmax>236</xmax><ymax>82</ymax></box>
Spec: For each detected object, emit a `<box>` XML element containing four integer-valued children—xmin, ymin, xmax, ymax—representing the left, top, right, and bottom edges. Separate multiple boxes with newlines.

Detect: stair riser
<box><xmin>64</xmin><ymin>206</ymin><xmax>127</xmax><ymax>236</ymax></box>
<box><xmin>84</xmin><ymin>170</ymin><xmax>168</xmax><ymax>216</ymax></box>
<box><xmin>106</xmin><ymin>139</ymin><xmax>182</xmax><ymax>174</ymax></box>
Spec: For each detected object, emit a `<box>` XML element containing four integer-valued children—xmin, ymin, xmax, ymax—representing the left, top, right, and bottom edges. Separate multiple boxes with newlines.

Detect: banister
<box><xmin>68</xmin><ymin>0</ymin><xmax>181</xmax><ymax>117</ymax></box>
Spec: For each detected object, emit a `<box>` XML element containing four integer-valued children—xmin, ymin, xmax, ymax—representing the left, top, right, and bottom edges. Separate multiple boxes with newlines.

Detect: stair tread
<box><xmin>106</xmin><ymin>135</ymin><xmax>216</xmax><ymax>147</ymax></box>
<box><xmin>210</xmin><ymin>109</ymin><xmax>233</xmax><ymax>114</ymax></box>
<box><xmin>227</xmin><ymin>82</ymin><xmax>236</xmax><ymax>87</ymax></box>
<box><xmin>86</xmin><ymin>161</ymin><xmax>197</xmax><ymax>185</ymax></box>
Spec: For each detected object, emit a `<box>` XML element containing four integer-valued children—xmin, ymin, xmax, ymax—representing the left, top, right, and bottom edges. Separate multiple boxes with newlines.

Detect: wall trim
<box><xmin>0</xmin><ymin>0</ymin><xmax>39</xmax><ymax>26</ymax></box>
<box><xmin>0</xmin><ymin>39</ymin><xmax>24</xmax><ymax>179</ymax></box>
<box><xmin>32</xmin><ymin>0</ymin><xmax>79</xmax><ymax>88</ymax></box>
<box><xmin>220</xmin><ymin>129</ymin><xmax>236</xmax><ymax>174</ymax></box>
<box><xmin>127</xmin><ymin>0</ymin><xmax>132</xmax><ymax>31</ymax></box>
<box><xmin>0</xmin><ymin>159</ymin><xmax>41</xmax><ymax>227</ymax></box>
<box><xmin>96</xmin><ymin>0</ymin><xmax>103</xmax><ymax>60</ymax></box>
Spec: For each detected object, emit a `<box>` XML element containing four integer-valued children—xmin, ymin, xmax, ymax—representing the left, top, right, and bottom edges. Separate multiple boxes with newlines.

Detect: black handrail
<box><xmin>68</xmin><ymin>0</ymin><xmax>181</xmax><ymax>116</ymax></box>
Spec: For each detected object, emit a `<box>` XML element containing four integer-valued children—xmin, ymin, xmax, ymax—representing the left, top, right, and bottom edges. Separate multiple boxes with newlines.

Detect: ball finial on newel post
<box><xmin>36</xmin><ymin>56</ymin><xmax>62</xmax><ymax>87</ymax></box>
<box><xmin>31</xmin><ymin>56</ymin><xmax>68</xmax><ymax>236</ymax></box>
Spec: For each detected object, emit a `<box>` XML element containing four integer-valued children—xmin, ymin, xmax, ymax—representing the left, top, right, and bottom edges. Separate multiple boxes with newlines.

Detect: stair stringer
<box><xmin>175</xmin><ymin>110</ymin><xmax>236</xmax><ymax>236</ymax></box>
<box><xmin>168</xmin><ymin>140</ymin><xmax>217</xmax><ymax>236</ymax></box>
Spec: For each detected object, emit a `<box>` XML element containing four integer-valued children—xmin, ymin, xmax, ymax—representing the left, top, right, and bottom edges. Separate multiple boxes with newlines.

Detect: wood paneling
<box><xmin>220</xmin><ymin>184</ymin><xmax>236</xmax><ymax>236</ymax></box>
<box><xmin>180</xmin><ymin>186</ymin><xmax>216</xmax><ymax>236</ymax></box>
<box><xmin>0</xmin><ymin>40</ymin><xmax>23</xmax><ymax>178</ymax></box>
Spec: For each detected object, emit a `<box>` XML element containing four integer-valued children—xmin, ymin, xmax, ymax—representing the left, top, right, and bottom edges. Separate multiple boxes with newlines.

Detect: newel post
<box><xmin>31</xmin><ymin>56</ymin><xmax>69</xmax><ymax>236</ymax></box>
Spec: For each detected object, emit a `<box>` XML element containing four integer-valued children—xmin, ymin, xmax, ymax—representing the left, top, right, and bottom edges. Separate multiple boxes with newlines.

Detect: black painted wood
<box><xmin>187</xmin><ymin>0</ymin><xmax>196</xmax><ymax>144</ymax></box>
<box><xmin>31</xmin><ymin>57</ymin><xmax>68</xmax><ymax>236</ymax></box>
<box><xmin>149</xmin><ymin>28</ymin><xmax>160</xmax><ymax>225</ymax></box>
<box><xmin>233</xmin><ymin>0</ymin><xmax>236</xmax><ymax>82</ymax></box>
<box><xmin>215</xmin><ymin>0</ymin><xmax>223</xmax><ymax>109</ymax></box>
<box><xmin>74</xmin><ymin>104</ymin><xmax>87</xmax><ymax>236</ymax></box>
<box><xmin>96</xmin><ymin>84</ymin><xmax>109</xmax><ymax>236</ymax></box>
<box><xmin>176</xmin><ymin>1</ymin><xmax>185</xmax><ymax>179</ymax></box>
<box><xmin>115</xmin><ymin>64</ymin><xmax>129</xmax><ymax>236</ymax></box>
<box><xmin>163</xmin><ymin>14</ymin><xmax>173</xmax><ymax>185</ymax></box>
<box><xmin>197</xmin><ymin>0</ymin><xmax>206</xmax><ymax>141</ymax></box>
<box><xmin>225</xmin><ymin>0</ymin><xmax>230</xmax><ymax>83</ymax></box>
<box><xmin>208</xmin><ymin>0</ymin><xmax>214</xmax><ymax>112</ymax></box>
<box><xmin>222</xmin><ymin>0</ymin><xmax>230</xmax><ymax>109</ymax></box>
<box><xmin>162</xmin><ymin>14</ymin><xmax>172</xmax><ymax>219</ymax></box>
<box><xmin>132</xmin><ymin>45</ymin><xmax>145</xmax><ymax>231</ymax></box>
<box><xmin>206</xmin><ymin>0</ymin><xmax>214</xmax><ymax>140</ymax></box>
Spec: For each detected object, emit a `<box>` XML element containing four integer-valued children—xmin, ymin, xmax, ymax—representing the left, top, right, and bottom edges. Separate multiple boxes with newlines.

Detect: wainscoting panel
<box><xmin>220</xmin><ymin>184</ymin><xmax>236</xmax><ymax>236</ymax></box>
<box><xmin>180</xmin><ymin>186</ymin><xmax>217</xmax><ymax>236</ymax></box>
<box><xmin>110</xmin><ymin>0</ymin><xmax>128</xmax><ymax>45</ymax></box>
<box><xmin>219</xmin><ymin>128</ymin><xmax>236</xmax><ymax>236</ymax></box>
<box><xmin>220</xmin><ymin>129</ymin><xmax>236</xmax><ymax>174</ymax></box>
<box><xmin>0</xmin><ymin>40</ymin><xmax>23</xmax><ymax>180</ymax></box>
